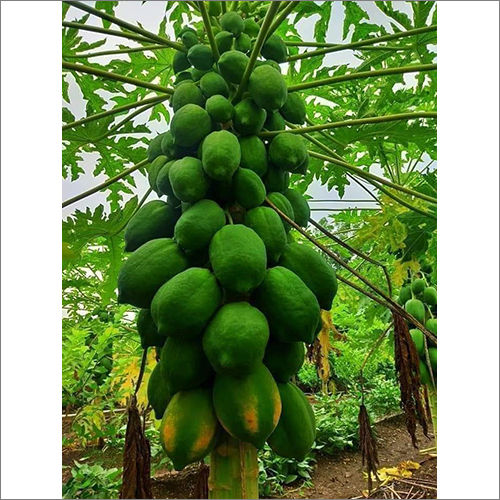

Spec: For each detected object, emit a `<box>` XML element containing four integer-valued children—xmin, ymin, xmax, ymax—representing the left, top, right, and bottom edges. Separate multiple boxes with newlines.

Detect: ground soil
<box><xmin>62</xmin><ymin>414</ymin><xmax>436</xmax><ymax>499</ymax></box>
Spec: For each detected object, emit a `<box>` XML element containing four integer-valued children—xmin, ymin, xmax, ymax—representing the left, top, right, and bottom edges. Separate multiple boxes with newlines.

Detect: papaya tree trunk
<box><xmin>208</xmin><ymin>433</ymin><xmax>259</xmax><ymax>499</ymax></box>
<box><xmin>429</xmin><ymin>388</ymin><xmax>437</xmax><ymax>449</ymax></box>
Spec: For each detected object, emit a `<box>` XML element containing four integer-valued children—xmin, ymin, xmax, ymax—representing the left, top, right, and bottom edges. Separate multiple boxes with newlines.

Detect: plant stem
<box><xmin>287</xmin><ymin>41</ymin><xmax>411</xmax><ymax>51</ymax></box>
<box><xmin>266</xmin><ymin>197</ymin><xmax>436</xmax><ymax>343</ymax></box>
<box><xmin>62</xmin><ymin>159</ymin><xmax>149</xmax><ymax>209</ymax></box>
<box><xmin>197</xmin><ymin>1</ymin><xmax>220</xmax><ymax>61</ymax></box>
<box><xmin>304</xmin><ymin>117</ymin><xmax>347</xmax><ymax>148</ymax></box>
<box><xmin>63</xmin><ymin>95</ymin><xmax>168</xmax><ymax>131</ymax></box>
<box><xmin>64</xmin><ymin>44</ymin><xmax>165</xmax><ymax>59</ymax></box>
<box><xmin>265</xmin><ymin>1</ymin><xmax>297</xmax><ymax>40</ymax></box>
<box><xmin>62</xmin><ymin>61</ymin><xmax>173</xmax><ymax>94</ymax></box>
<box><xmin>62</xmin><ymin>21</ymin><xmax>154</xmax><ymax>44</ymax></box>
<box><xmin>261</xmin><ymin>112</ymin><xmax>437</xmax><ymax>138</ymax></box>
<box><xmin>287</xmin><ymin>24</ymin><xmax>437</xmax><ymax>61</ymax></box>
<box><xmin>309</xmin><ymin>150</ymin><xmax>437</xmax><ymax>204</ymax></box>
<box><xmin>232</xmin><ymin>1</ymin><xmax>281</xmax><ymax>103</ymax></box>
<box><xmin>64</xmin><ymin>0</ymin><xmax>185</xmax><ymax>50</ymax></box>
<box><xmin>288</xmin><ymin>63</ymin><xmax>437</xmax><ymax>92</ymax></box>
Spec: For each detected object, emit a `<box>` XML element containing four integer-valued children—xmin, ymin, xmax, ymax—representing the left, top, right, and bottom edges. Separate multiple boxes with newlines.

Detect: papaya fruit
<box><xmin>264</xmin><ymin>111</ymin><xmax>286</xmax><ymax>131</ymax></box>
<box><xmin>423</xmin><ymin>286</ymin><xmax>437</xmax><ymax>306</ymax></box>
<box><xmin>200</xmin><ymin>71</ymin><xmax>230</xmax><ymax>98</ymax></box>
<box><xmin>147</xmin><ymin>362</ymin><xmax>172</xmax><ymax>420</ymax></box>
<box><xmin>269</xmin><ymin>132</ymin><xmax>308</xmax><ymax>173</ymax></box>
<box><xmin>235</xmin><ymin>32</ymin><xmax>252</xmax><ymax>53</ymax></box>
<box><xmin>171</xmin><ymin>81</ymin><xmax>204</xmax><ymax>113</ymax></box>
<box><xmin>117</xmin><ymin>238</ymin><xmax>189</xmax><ymax>308</ymax></box>
<box><xmin>187</xmin><ymin>44</ymin><xmax>214</xmax><ymax>71</ymax></box>
<box><xmin>253</xmin><ymin>266</ymin><xmax>320</xmax><ymax>343</ymax></box>
<box><xmin>208</xmin><ymin>1</ymin><xmax>221</xmax><ymax>16</ymax></box>
<box><xmin>243</xmin><ymin>17</ymin><xmax>260</xmax><ymax>37</ymax></box>
<box><xmin>267</xmin><ymin>383</ymin><xmax>315</xmax><ymax>459</ymax></box>
<box><xmin>160</xmin><ymin>337</ymin><xmax>213</xmax><ymax>394</ymax></box>
<box><xmin>173</xmin><ymin>51</ymin><xmax>191</xmax><ymax>74</ymax></box>
<box><xmin>428</xmin><ymin>347</ymin><xmax>437</xmax><ymax>377</ymax></box>
<box><xmin>191</xmin><ymin>67</ymin><xmax>211</xmax><ymax>82</ymax></box>
<box><xmin>213</xmin><ymin>363</ymin><xmax>281</xmax><ymax>448</ymax></box>
<box><xmin>148</xmin><ymin>134</ymin><xmax>166</xmax><ymax>163</ymax></box>
<box><xmin>233</xmin><ymin>97</ymin><xmax>267</xmax><ymax>136</ymax></box>
<box><xmin>209</xmin><ymin>224</ymin><xmax>267</xmax><ymax>294</ymax></box>
<box><xmin>405</xmin><ymin>298</ymin><xmax>426</xmax><ymax>324</ymax></box>
<box><xmin>244</xmin><ymin>206</ymin><xmax>287</xmax><ymax>264</ymax></box>
<box><xmin>262</xmin><ymin>34</ymin><xmax>288</xmax><ymax>63</ymax></box>
<box><xmin>151</xmin><ymin>267</ymin><xmax>221</xmax><ymax>338</ymax></box>
<box><xmin>278</xmin><ymin>242</ymin><xmax>338</xmax><ymax>310</ymax></box>
<box><xmin>175</xmin><ymin>71</ymin><xmax>193</xmax><ymax>85</ymax></box>
<box><xmin>161</xmin><ymin>131</ymin><xmax>194</xmax><ymax>160</ymax></box>
<box><xmin>411</xmin><ymin>278</ymin><xmax>426</xmax><ymax>295</ymax></box>
<box><xmin>267</xmin><ymin>192</ymin><xmax>295</xmax><ymax>232</ymax></box>
<box><xmin>201</xmin><ymin>130</ymin><xmax>241</xmax><ymax>181</ymax></box>
<box><xmin>124</xmin><ymin>200</ymin><xmax>180</xmax><ymax>252</ymax></box>
<box><xmin>168</xmin><ymin>156</ymin><xmax>210</xmax><ymax>203</ymax></box>
<box><xmin>232</xmin><ymin>168</ymin><xmax>266</xmax><ymax>209</ymax></box>
<box><xmin>203</xmin><ymin>302</ymin><xmax>269</xmax><ymax>376</ymax></box>
<box><xmin>264</xmin><ymin>340</ymin><xmax>305</xmax><ymax>382</ymax></box>
<box><xmin>426</xmin><ymin>318</ymin><xmax>437</xmax><ymax>336</ymax></box>
<box><xmin>137</xmin><ymin>308</ymin><xmax>165</xmax><ymax>349</ymax></box>
<box><xmin>261</xmin><ymin>59</ymin><xmax>281</xmax><ymax>72</ymax></box>
<box><xmin>280</xmin><ymin>93</ymin><xmax>306</xmax><ymax>124</ymax></box>
<box><xmin>174</xmin><ymin>199</ymin><xmax>226</xmax><ymax>253</ymax></box>
<box><xmin>283</xmin><ymin>188</ymin><xmax>310</xmax><ymax>227</ymax></box>
<box><xmin>171</xmin><ymin>103</ymin><xmax>211</xmax><ymax>148</ymax></box>
<box><xmin>160</xmin><ymin>387</ymin><xmax>219</xmax><ymax>470</ymax></box>
<box><xmin>263</xmin><ymin>166</ymin><xmax>289</xmax><ymax>193</ymax></box>
<box><xmin>218</xmin><ymin>50</ymin><xmax>249</xmax><ymax>84</ymax></box>
<box><xmin>419</xmin><ymin>360</ymin><xmax>432</xmax><ymax>386</ymax></box>
<box><xmin>220</xmin><ymin>11</ymin><xmax>244</xmax><ymax>36</ymax></box>
<box><xmin>409</xmin><ymin>328</ymin><xmax>425</xmax><ymax>356</ymax></box>
<box><xmin>147</xmin><ymin>155</ymin><xmax>168</xmax><ymax>194</ymax></box>
<box><xmin>239</xmin><ymin>135</ymin><xmax>268</xmax><ymax>177</ymax></box>
<box><xmin>398</xmin><ymin>284</ymin><xmax>412</xmax><ymax>306</ymax></box>
<box><xmin>248</xmin><ymin>65</ymin><xmax>287</xmax><ymax>111</ymax></box>
<box><xmin>180</xmin><ymin>29</ymin><xmax>198</xmax><ymax>49</ymax></box>
<box><xmin>156</xmin><ymin>160</ymin><xmax>176</xmax><ymax>197</ymax></box>
<box><xmin>205</xmin><ymin>95</ymin><xmax>234</xmax><ymax>123</ymax></box>
<box><xmin>214</xmin><ymin>30</ymin><xmax>234</xmax><ymax>55</ymax></box>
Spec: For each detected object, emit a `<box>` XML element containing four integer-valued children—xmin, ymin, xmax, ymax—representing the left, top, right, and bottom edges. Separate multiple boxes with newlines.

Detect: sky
<box><xmin>62</xmin><ymin>1</ymin><xmax>435</xmax><ymax>221</ymax></box>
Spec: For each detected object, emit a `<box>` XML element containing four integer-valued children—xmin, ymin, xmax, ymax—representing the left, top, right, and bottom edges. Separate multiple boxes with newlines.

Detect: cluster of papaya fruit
<box><xmin>116</xmin><ymin>9</ymin><xmax>339</xmax><ymax>471</ymax></box>
<box><xmin>399</xmin><ymin>276</ymin><xmax>437</xmax><ymax>385</ymax></box>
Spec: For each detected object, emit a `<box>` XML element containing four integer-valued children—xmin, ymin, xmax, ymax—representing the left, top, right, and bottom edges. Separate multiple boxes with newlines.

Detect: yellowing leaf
<box><xmin>364</xmin><ymin>460</ymin><xmax>421</xmax><ymax>489</ymax></box>
<box><xmin>392</xmin><ymin>259</ymin><xmax>421</xmax><ymax>287</ymax></box>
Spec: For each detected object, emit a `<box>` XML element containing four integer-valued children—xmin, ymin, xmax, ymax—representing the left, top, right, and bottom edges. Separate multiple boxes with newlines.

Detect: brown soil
<box><xmin>63</xmin><ymin>414</ymin><xmax>436</xmax><ymax>499</ymax></box>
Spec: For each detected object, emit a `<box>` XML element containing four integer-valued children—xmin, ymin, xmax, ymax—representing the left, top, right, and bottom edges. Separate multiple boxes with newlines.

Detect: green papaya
<box><xmin>264</xmin><ymin>111</ymin><xmax>286</xmax><ymax>131</ymax></box>
<box><xmin>151</xmin><ymin>267</ymin><xmax>221</xmax><ymax>338</ymax></box>
<box><xmin>409</xmin><ymin>328</ymin><xmax>425</xmax><ymax>356</ymax></box>
<box><xmin>161</xmin><ymin>131</ymin><xmax>194</xmax><ymax>160</ymax></box>
<box><xmin>200</xmin><ymin>71</ymin><xmax>230</xmax><ymax>98</ymax></box>
<box><xmin>171</xmin><ymin>81</ymin><xmax>204</xmax><ymax>113</ymax></box>
<box><xmin>137</xmin><ymin>309</ymin><xmax>165</xmax><ymax>349</ymax></box>
<box><xmin>160</xmin><ymin>337</ymin><xmax>213</xmax><ymax>394</ymax></box>
<box><xmin>278</xmin><ymin>242</ymin><xmax>338</xmax><ymax>311</ymax></box>
<box><xmin>426</xmin><ymin>318</ymin><xmax>437</xmax><ymax>336</ymax></box>
<box><xmin>213</xmin><ymin>364</ymin><xmax>281</xmax><ymax>448</ymax></box>
<box><xmin>148</xmin><ymin>134</ymin><xmax>166</xmax><ymax>163</ymax></box>
<box><xmin>243</xmin><ymin>18</ymin><xmax>260</xmax><ymax>37</ymax></box>
<box><xmin>411</xmin><ymin>278</ymin><xmax>426</xmax><ymax>295</ymax></box>
<box><xmin>147</xmin><ymin>155</ymin><xmax>168</xmax><ymax>194</ymax></box>
<box><xmin>267</xmin><ymin>383</ymin><xmax>315</xmax><ymax>459</ymax></box>
<box><xmin>269</xmin><ymin>133</ymin><xmax>308</xmax><ymax>173</ymax></box>
<box><xmin>253</xmin><ymin>266</ymin><xmax>320</xmax><ymax>343</ymax></box>
<box><xmin>232</xmin><ymin>168</ymin><xmax>266</xmax><ymax>209</ymax></box>
<box><xmin>267</xmin><ymin>192</ymin><xmax>295</xmax><ymax>232</ymax></box>
<box><xmin>264</xmin><ymin>340</ymin><xmax>305</xmax><ymax>382</ymax></box>
<box><xmin>235</xmin><ymin>32</ymin><xmax>252</xmax><ymax>53</ymax></box>
<box><xmin>156</xmin><ymin>160</ymin><xmax>176</xmax><ymax>197</ymax></box>
<box><xmin>171</xmin><ymin>104</ymin><xmax>211</xmax><ymax>148</ymax></box>
<box><xmin>187</xmin><ymin>44</ymin><xmax>214</xmax><ymax>70</ymax></box>
<box><xmin>168</xmin><ymin>156</ymin><xmax>210</xmax><ymax>203</ymax></box>
<box><xmin>419</xmin><ymin>360</ymin><xmax>432</xmax><ymax>386</ymax></box>
<box><xmin>218</xmin><ymin>50</ymin><xmax>249</xmax><ymax>83</ymax></box>
<box><xmin>220</xmin><ymin>11</ymin><xmax>244</xmax><ymax>36</ymax></box>
<box><xmin>147</xmin><ymin>363</ymin><xmax>172</xmax><ymax>420</ymax></box>
<box><xmin>263</xmin><ymin>165</ymin><xmax>289</xmax><ymax>192</ymax></box>
<box><xmin>208</xmin><ymin>1</ymin><xmax>221</xmax><ymax>16</ymax></box>
<box><xmin>181</xmin><ymin>29</ymin><xmax>198</xmax><ymax>49</ymax></box>
<box><xmin>283</xmin><ymin>188</ymin><xmax>310</xmax><ymax>227</ymax></box>
<box><xmin>175</xmin><ymin>71</ymin><xmax>193</xmax><ymax>85</ymax></box>
<box><xmin>428</xmin><ymin>347</ymin><xmax>437</xmax><ymax>377</ymax></box>
<box><xmin>203</xmin><ymin>302</ymin><xmax>269</xmax><ymax>376</ymax></box>
<box><xmin>214</xmin><ymin>30</ymin><xmax>234</xmax><ymax>55</ymax></box>
<box><xmin>405</xmin><ymin>298</ymin><xmax>426</xmax><ymax>324</ymax></box>
<box><xmin>160</xmin><ymin>388</ymin><xmax>219</xmax><ymax>470</ymax></box>
<box><xmin>423</xmin><ymin>286</ymin><xmax>437</xmax><ymax>306</ymax></box>
<box><xmin>191</xmin><ymin>67</ymin><xmax>211</xmax><ymax>81</ymax></box>
<box><xmin>209</xmin><ymin>224</ymin><xmax>267</xmax><ymax>294</ymax></box>
<box><xmin>124</xmin><ymin>200</ymin><xmax>180</xmax><ymax>252</ymax></box>
<box><xmin>205</xmin><ymin>95</ymin><xmax>234</xmax><ymax>123</ymax></box>
<box><xmin>233</xmin><ymin>97</ymin><xmax>267</xmax><ymax>136</ymax></box>
<box><xmin>262</xmin><ymin>34</ymin><xmax>288</xmax><ymax>63</ymax></box>
<box><xmin>201</xmin><ymin>130</ymin><xmax>241</xmax><ymax>181</ymax></box>
<box><xmin>244</xmin><ymin>206</ymin><xmax>287</xmax><ymax>264</ymax></box>
<box><xmin>248</xmin><ymin>65</ymin><xmax>287</xmax><ymax>111</ymax></box>
<box><xmin>173</xmin><ymin>50</ymin><xmax>191</xmax><ymax>74</ymax></box>
<box><xmin>280</xmin><ymin>93</ymin><xmax>306</xmax><ymax>124</ymax></box>
<box><xmin>174</xmin><ymin>199</ymin><xmax>226</xmax><ymax>253</ymax></box>
<box><xmin>117</xmin><ymin>238</ymin><xmax>189</xmax><ymax>308</ymax></box>
<box><xmin>239</xmin><ymin>136</ymin><xmax>268</xmax><ymax>177</ymax></box>
<box><xmin>398</xmin><ymin>284</ymin><xmax>412</xmax><ymax>306</ymax></box>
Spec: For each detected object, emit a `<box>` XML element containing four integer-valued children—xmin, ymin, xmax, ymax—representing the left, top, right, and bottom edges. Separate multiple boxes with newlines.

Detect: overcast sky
<box><xmin>62</xmin><ymin>1</ymin><xmax>435</xmax><ymax>221</ymax></box>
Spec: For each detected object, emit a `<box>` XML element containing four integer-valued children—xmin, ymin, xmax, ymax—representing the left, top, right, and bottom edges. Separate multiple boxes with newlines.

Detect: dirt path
<box><xmin>63</xmin><ymin>414</ymin><xmax>436</xmax><ymax>499</ymax></box>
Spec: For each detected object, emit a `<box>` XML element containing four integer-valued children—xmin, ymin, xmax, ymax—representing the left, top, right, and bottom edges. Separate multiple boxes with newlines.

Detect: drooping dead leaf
<box><xmin>359</xmin><ymin>403</ymin><xmax>379</xmax><ymax>492</ymax></box>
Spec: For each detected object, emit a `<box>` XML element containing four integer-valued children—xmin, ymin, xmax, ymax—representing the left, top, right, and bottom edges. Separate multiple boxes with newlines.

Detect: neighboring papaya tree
<box><xmin>62</xmin><ymin>1</ymin><xmax>437</xmax><ymax>498</ymax></box>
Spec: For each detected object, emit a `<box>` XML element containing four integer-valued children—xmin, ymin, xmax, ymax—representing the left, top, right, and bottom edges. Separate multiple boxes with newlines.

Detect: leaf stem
<box><xmin>196</xmin><ymin>1</ymin><xmax>220</xmax><ymax>61</ymax></box>
<box><xmin>265</xmin><ymin>1</ymin><xmax>297</xmax><ymax>40</ymax></box>
<box><xmin>62</xmin><ymin>61</ymin><xmax>173</xmax><ymax>95</ymax></box>
<box><xmin>62</xmin><ymin>21</ymin><xmax>154</xmax><ymax>44</ymax></box>
<box><xmin>287</xmin><ymin>24</ymin><xmax>437</xmax><ymax>61</ymax></box>
<box><xmin>64</xmin><ymin>44</ymin><xmax>165</xmax><ymax>59</ymax></box>
<box><xmin>288</xmin><ymin>63</ymin><xmax>437</xmax><ymax>92</ymax></box>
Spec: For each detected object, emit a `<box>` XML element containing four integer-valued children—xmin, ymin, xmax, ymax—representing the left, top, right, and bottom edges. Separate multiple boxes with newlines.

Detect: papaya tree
<box><xmin>62</xmin><ymin>1</ymin><xmax>437</xmax><ymax>497</ymax></box>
